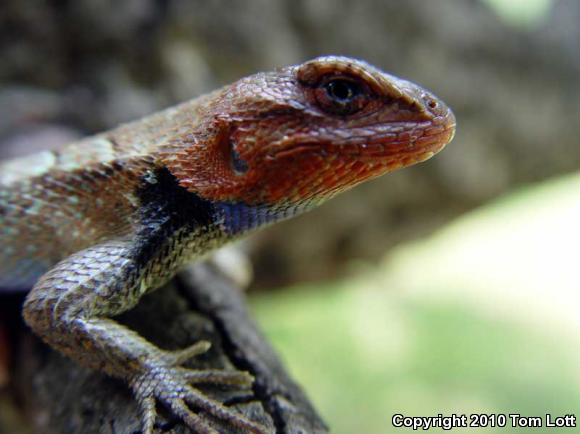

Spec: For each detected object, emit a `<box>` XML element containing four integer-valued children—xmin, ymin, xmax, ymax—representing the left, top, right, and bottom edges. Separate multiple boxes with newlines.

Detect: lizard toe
<box><xmin>130</xmin><ymin>362</ymin><xmax>269</xmax><ymax>434</ymax></box>
<box><xmin>177</xmin><ymin>367</ymin><xmax>254</xmax><ymax>387</ymax></box>
<box><xmin>164</xmin><ymin>340</ymin><xmax>212</xmax><ymax>366</ymax></box>
<box><xmin>169</xmin><ymin>396</ymin><xmax>218</xmax><ymax>434</ymax></box>
<box><xmin>136</xmin><ymin>395</ymin><xmax>156</xmax><ymax>434</ymax></box>
<box><xmin>164</xmin><ymin>341</ymin><xmax>255</xmax><ymax>388</ymax></box>
<box><xmin>182</xmin><ymin>384</ymin><xmax>270</xmax><ymax>434</ymax></box>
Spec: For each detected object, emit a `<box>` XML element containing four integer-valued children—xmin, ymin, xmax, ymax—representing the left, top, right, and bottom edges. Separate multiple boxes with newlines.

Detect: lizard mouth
<box><xmin>265</xmin><ymin>117</ymin><xmax>456</xmax><ymax>167</ymax></box>
<box><xmin>383</xmin><ymin>118</ymin><xmax>456</xmax><ymax>166</ymax></box>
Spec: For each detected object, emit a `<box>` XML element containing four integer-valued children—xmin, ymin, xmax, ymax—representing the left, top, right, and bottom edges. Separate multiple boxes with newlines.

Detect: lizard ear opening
<box><xmin>229</xmin><ymin>138</ymin><xmax>249</xmax><ymax>175</ymax></box>
<box><xmin>158</xmin><ymin>116</ymin><xmax>249</xmax><ymax>202</ymax></box>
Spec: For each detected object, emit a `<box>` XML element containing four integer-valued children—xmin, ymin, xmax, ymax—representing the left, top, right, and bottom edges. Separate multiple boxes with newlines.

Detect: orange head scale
<box><xmin>161</xmin><ymin>56</ymin><xmax>456</xmax><ymax>233</ymax></box>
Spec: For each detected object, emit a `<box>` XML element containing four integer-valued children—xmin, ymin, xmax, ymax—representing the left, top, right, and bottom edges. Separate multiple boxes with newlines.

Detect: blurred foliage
<box><xmin>483</xmin><ymin>0</ymin><xmax>553</xmax><ymax>27</ymax></box>
<box><xmin>251</xmin><ymin>170</ymin><xmax>580</xmax><ymax>433</ymax></box>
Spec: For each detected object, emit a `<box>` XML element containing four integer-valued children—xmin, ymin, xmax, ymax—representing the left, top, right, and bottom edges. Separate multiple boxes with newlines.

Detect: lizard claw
<box><xmin>130</xmin><ymin>341</ymin><xmax>270</xmax><ymax>434</ymax></box>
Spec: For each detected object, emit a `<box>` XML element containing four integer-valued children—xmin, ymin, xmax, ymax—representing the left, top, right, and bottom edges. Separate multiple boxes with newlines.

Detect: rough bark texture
<box><xmin>3</xmin><ymin>263</ymin><xmax>327</xmax><ymax>434</ymax></box>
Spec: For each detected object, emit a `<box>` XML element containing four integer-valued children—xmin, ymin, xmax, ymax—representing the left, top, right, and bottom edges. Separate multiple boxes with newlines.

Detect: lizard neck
<box><xmin>137</xmin><ymin>167</ymin><xmax>316</xmax><ymax>258</ymax></box>
<box><xmin>212</xmin><ymin>200</ymin><xmax>315</xmax><ymax>236</ymax></box>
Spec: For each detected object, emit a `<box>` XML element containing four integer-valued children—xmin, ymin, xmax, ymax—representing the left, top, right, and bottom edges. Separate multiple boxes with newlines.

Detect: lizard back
<box><xmin>0</xmin><ymin>97</ymin><xmax>209</xmax><ymax>291</ymax></box>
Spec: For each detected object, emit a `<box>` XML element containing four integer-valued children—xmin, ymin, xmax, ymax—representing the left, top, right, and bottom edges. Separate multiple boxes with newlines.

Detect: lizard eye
<box><xmin>326</xmin><ymin>79</ymin><xmax>359</xmax><ymax>102</ymax></box>
<box><xmin>314</xmin><ymin>77</ymin><xmax>369</xmax><ymax>116</ymax></box>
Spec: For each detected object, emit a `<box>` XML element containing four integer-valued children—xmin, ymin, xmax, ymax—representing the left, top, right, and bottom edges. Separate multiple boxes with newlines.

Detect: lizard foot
<box><xmin>129</xmin><ymin>341</ymin><xmax>270</xmax><ymax>434</ymax></box>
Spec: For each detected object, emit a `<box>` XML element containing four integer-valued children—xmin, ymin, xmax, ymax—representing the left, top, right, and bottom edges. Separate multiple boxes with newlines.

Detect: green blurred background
<box><xmin>252</xmin><ymin>171</ymin><xmax>580</xmax><ymax>433</ymax></box>
<box><xmin>1</xmin><ymin>0</ymin><xmax>578</xmax><ymax>432</ymax></box>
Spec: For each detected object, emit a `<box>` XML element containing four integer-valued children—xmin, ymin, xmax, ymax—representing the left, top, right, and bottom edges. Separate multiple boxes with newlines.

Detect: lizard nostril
<box><xmin>427</xmin><ymin>99</ymin><xmax>438</xmax><ymax>110</ymax></box>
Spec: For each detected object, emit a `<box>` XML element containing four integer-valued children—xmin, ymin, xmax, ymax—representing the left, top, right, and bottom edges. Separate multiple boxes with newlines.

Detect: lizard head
<box><xmin>162</xmin><ymin>56</ymin><xmax>455</xmax><ymax>226</ymax></box>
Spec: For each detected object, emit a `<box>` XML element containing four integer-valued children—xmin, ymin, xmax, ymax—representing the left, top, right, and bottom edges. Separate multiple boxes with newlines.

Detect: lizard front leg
<box><xmin>22</xmin><ymin>239</ymin><xmax>270</xmax><ymax>434</ymax></box>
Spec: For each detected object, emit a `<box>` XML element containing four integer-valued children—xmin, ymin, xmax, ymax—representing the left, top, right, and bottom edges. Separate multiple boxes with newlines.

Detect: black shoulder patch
<box><xmin>132</xmin><ymin>167</ymin><xmax>216</xmax><ymax>269</ymax></box>
<box><xmin>137</xmin><ymin>167</ymin><xmax>215</xmax><ymax>229</ymax></box>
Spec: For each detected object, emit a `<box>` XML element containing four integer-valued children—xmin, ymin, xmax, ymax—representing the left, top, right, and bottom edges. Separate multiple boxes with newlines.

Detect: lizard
<box><xmin>0</xmin><ymin>56</ymin><xmax>456</xmax><ymax>434</ymax></box>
